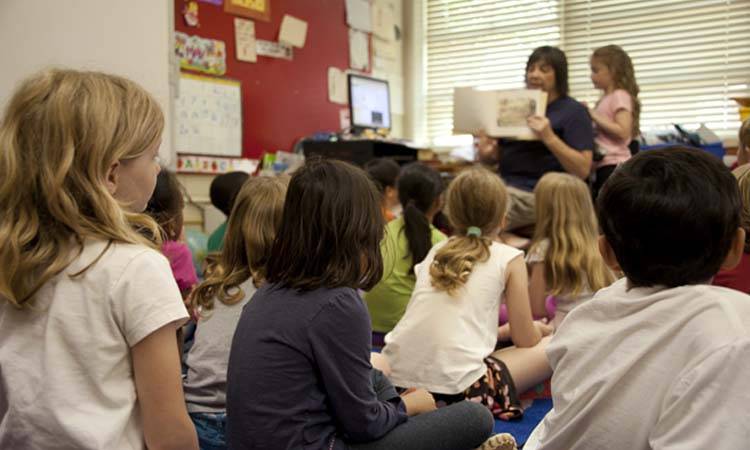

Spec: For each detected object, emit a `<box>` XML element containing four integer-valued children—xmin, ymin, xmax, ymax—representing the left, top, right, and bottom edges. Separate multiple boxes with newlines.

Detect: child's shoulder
<box><xmin>71</xmin><ymin>240</ymin><xmax>170</xmax><ymax>280</ymax></box>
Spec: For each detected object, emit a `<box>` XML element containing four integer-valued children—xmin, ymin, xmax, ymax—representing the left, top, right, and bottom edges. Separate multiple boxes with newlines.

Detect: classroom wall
<box><xmin>0</xmin><ymin>0</ymin><xmax>176</xmax><ymax>164</ymax></box>
<box><xmin>174</xmin><ymin>0</ymin><xmax>404</xmax><ymax>159</ymax></box>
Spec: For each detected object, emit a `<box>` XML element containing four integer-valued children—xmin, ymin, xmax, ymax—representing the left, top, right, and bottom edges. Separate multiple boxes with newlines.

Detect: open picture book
<box><xmin>453</xmin><ymin>87</ymin><xmax>548</xmax><ymax>140</ymax></box>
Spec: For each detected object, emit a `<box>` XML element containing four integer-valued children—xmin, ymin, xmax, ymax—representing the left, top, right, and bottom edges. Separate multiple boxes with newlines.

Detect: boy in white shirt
<box><xmin>530</xmin><ymin>146</ymin><xmax>750</xmax><ymax>450</ymax></box>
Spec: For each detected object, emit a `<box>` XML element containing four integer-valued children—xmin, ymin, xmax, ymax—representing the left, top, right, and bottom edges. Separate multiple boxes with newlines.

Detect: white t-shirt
<box><xmin>526</xmin><ymin>238</ymin><xmax>593</xmax><ymax>326</ymax></box>
<box><xmin>0</xmin><ymin>240</ymin><xmax>188</xmax><ymax>450</ymax></box>
<box><xmin>383</xmin><ymin>239</ymin><xmax>523</xmax><ymax>394</ymax></box>
<box><xmin>533</xmin><ymin>277</ymin><xmax>750</xmax><ymax>450</ymax></box>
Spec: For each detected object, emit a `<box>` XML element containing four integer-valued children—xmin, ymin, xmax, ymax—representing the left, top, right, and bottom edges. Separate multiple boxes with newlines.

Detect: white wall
<box><xmin>0</xmin><ymin>0</ymin><xmax>176</xmax><ymax>164</ymax></box>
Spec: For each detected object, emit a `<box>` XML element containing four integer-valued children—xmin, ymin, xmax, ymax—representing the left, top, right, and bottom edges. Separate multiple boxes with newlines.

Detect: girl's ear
<box><xmin>106</xmin><ymin>160</ymin><xmax>121</xmax><ymax>196</ymax></box>
<box><xmin>598</xmin><ymin>235</ymin><xmax>621</xmax><ymax>272</ymax></box>
<box><xmin>721</xmin><ymin>228</ymin><xmax>746</xmax><ymax>270</ymax></box>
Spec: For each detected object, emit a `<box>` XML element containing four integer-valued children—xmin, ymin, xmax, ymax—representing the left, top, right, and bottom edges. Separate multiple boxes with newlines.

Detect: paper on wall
<box><xmin>328</xmin><ymin>67</ymin><xmax>348</xmax><ymax>105</ymax></box>
<box><xmin>234</xmin><ymin>18</ymin><xmax>257</xmax><ymax>62</ymax></box>
<box><xmin>348</xmin><ymin>29</ymin><xmax>369</xmax><ymax>71</ymax></box>
<box><xmin>279</xmin><ymin>14</ymin><xmax>308</xmax><ymax>48</ymax></box>
<box><xmin>372</xmin><ymin>0</ymin><xmax>395</xmax><ymax>40</ymax></box>
<box><xmin>372</xmin><ymin>36</ymin><xmax>396</xmax><ymax>59</ymax></box>
<box><xmin>346</xmin><ymin>0</ymin><xmax>372</xmax><ymax>32</ymax></box>
<box><xmin>256</xmin><ymin>39</ymin><xmax>293</xmax><ymax>60</ymax></box>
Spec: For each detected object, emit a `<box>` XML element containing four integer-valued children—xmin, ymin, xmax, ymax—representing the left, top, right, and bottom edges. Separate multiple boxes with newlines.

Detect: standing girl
<box><xmin>365</xmin><ymin>163</ymin><xmax>446</xmax><ymax>343</ymax></box>
<box><xmin>589</xmin><ymin>44</ymin><xmax>641</xmax><ymax>197</ymax></box>
<box><xmin>383</xmin><ymin>166</ymin><xmax>553</xmax><ymax>421</ymax></box>
<box><xmin>185</xmin><ymin>175</ymin><xmax>287</xmax><ymax>450</ymax></box>
<box><xmin>225</xmin><ymin>159</ymin><xmax>498</xmax><ymax>450</ymax></box>
<box><xmin>0</xmin><ymin>69</ymin><xmax>197</xmax><ymax>449</ymax></box>
<box><xmin>527</xmin><ymin>173</ymin><xmax>617</xmax><ymax>328</ymax></box>
<box><xmin>145</xmin><ymin>170</ymin><xmax>199</xmax><ymax>298</ymax></box>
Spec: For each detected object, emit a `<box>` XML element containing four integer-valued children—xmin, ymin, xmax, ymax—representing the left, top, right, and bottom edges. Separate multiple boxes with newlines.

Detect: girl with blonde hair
<box><xmin>184</xmin><ymin>174</ymin><xmax>287</xmax><ymax>449</ymax></box>
<box><xmin>589</xmin><ymin>44</ymin><xmax>641</xmax><ymax>197</ymax></box>
<box><xmin>0</xmin><ymin>69</ymin><xmax>197</xmax><ymax>449</ymax></box>
<box><xmin>383</xmin><ymin>166</ymin><xmax>553</xmax><ymax>423</ymax></box>
<box><xmin>528</xmin><ymin>172</ymin><xmax>616</xmax><ymax>328</ymax></box>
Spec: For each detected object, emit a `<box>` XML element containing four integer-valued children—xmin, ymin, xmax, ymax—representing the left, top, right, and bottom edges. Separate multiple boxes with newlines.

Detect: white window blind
<box><xmin>425</xmin><ymin>0</ymin><xmax>561</xmax><ymax>143</ymax></box>
<box><xmin>424</xmin><ymin>0</ymin><xmax>750</xmax><ymax>142</ymax></box>
<box><xmin>564</xmin><ymin>0</ymin><xmax>750</xmax><ymax>134</ymax></box>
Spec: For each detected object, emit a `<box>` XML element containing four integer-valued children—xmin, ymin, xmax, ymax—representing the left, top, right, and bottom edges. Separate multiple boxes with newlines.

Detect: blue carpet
<box><xmin>493</xmin><ymin>399</ymin><xmax>552</xmax><ymax>448</ymax></box>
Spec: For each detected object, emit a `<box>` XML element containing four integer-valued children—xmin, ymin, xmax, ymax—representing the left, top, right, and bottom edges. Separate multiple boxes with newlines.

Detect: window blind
<box><xmin>564</xmin><ymin>0</ymin><xmax>750</xmax><ymax>133</ymax></box>
<box><xmin>424</xmin><ymin>0</ymin><xmax>750</xmax><ymax>142</ymax></box>
<box><xmin>425</xmin><ymin>0</ymin><xmax>561</xmax><ymax>143</ymax></box>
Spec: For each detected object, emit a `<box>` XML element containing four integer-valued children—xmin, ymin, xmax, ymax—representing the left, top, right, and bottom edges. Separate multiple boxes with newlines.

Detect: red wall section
<box><xmin>175</xmin><ymin>0</ymin><xmax>357</xmax><ymax>158</ymax></box>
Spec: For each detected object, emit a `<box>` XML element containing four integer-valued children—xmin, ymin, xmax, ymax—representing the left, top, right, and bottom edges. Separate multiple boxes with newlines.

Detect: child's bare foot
<box><xmin>476</xmin><ymin>432</ymin><xmax>517</xmax><ymax>450</ymax></box>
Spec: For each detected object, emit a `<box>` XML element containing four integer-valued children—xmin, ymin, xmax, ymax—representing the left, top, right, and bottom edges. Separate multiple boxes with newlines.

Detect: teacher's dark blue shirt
<box><xmin>226</xmin><ymin>283</ymin><xmax>407</xmax><ymax>450</ymax></box>
<box><xmin>499</xmin><ymin>95</ymin><xmax>593</xmax><ymax>191</ymax></box>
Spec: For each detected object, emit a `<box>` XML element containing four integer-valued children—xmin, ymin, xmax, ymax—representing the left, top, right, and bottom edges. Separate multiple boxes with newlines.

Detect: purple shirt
<box><xmin>226</xmin><ymin>284</ymin><xmax>407</xmax><ymax>450</ymax></box>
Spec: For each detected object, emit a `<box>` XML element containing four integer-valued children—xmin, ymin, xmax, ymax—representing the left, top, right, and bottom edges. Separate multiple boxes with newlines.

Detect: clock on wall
<box><xmin>224</xmin><ymin>0</ymin><xmax>271</xmax><ymax>22</ymax></box>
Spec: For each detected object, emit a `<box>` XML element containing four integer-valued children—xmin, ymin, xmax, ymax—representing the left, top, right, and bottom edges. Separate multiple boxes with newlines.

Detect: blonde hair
<box><xmin>531</xmin><ymin>173</ymin><xmax>615</xmax><ymax>297</ymax></box>
<box><xmin>430</xmin><ymin>167</ymin><xmax>507</xmax><ymax>295</ymax></box>
<box><xmin>592</xmin><ymin>45</ymin><xmax>641</xmax><ymax>137</ymax></box>
<box><xmin>0</xmin><ymin>69</ymin><xmax>164</xmax><ymax>308</ymax></box>
<box><xmin>190</xmin><ymin>175</ymin><xmax>288</xmax><ymax>315</ymax></box>
<box><xmin>734</xmin><ymin>165</ymin><xmax>750</xmax><ymax>253</ymax></box>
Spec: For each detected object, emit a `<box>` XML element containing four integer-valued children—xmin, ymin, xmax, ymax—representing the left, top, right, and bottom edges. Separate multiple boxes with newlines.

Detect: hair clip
<box><xmin>466</xmin><ymin>226</ymin><xmax>482</xmax><ymax>237</ymax></box>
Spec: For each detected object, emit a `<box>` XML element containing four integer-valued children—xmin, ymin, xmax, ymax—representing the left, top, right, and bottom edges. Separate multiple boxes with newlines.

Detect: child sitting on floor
<box><xmin>145</xmin><ymin>170</ymin><xmax>199</xmax><ymax>298</ymax></box>
<box><xmin>529</xmin><ymin>147</ymin><xmax>750</xmax><ymax>450</ymax></box>
<box><xmin>383</xmin><ymin>166</ymin><xmax>553</xmax><ymax>420</ymax></box>
<box><xmin>527</xmin><ymin>172</ymin><xmax>616</xmax><ymax>328</ymax></box>
<box><xmin>365</xmin><ymin>157</ymin><xmax>401</xmax><ymax>222</ymax></box>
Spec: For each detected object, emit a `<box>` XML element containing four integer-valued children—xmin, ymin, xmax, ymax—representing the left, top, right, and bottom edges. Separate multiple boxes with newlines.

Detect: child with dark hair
<box><xmin>364</xmin><ymin>163</ymin><xmax>446</xmax><ymax>342</ymax></box>
<box><xmin>529</xmin><ymin>147</ymin><xmax>750</xmax><ymax>450</ymax></box>
<box><xmin>225</xmin><ymin>159</ymin><xmax>505</xmax><ymax>450</ymax></box>
<box><xmin>207</xmin><ymin>171</ymin><xmax>249</xmax><ymax>252</ymax></box>
<box><xmin>146</xmin><ymin>170</ymin><xmax>199</xmax><ymax>298</ymax></box>
<box><xmin>713</xmin><ymin>164</ymin><xmax>750</xmax><ymax>293</ymax></box>
<box><xmin>365</xmin><ymin>157</ymin><xmax>401</xmax><ymax>222</ymax></box>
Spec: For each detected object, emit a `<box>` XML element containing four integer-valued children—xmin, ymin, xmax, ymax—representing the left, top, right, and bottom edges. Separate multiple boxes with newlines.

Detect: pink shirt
<box><xmin>594</xmin><ymin>89</ymin><xmax>633</xmax><ymax>168</ymax></box>
<box><xmin>162</xmin><ymin>240</ymin><xmax>199</xmax><ymax>293</ymax></box>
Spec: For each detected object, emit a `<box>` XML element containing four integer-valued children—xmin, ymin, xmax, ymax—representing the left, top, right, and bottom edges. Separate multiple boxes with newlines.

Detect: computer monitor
<box><xmin>348</xmin><ymin>74</ymin><xmax>391</xmax><ymax>131</ymax></box>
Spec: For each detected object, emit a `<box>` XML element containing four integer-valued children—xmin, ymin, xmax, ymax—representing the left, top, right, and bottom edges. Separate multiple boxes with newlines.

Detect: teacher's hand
<box><xmin>527</xmin><ymin>115</ymin><xmax>554</xmax><ymax>142</ymax></box>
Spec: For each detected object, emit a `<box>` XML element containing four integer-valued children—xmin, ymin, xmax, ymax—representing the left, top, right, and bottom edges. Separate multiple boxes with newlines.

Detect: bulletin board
<box><xmin>175</xmin><ymin>73</ymin><xmax>243</xmax><ymax>156</ymax></box>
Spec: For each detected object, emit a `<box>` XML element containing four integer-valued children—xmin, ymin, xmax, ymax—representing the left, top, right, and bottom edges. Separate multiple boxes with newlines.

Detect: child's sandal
<box><xmin>477</xmin><ymin>432</ymin><xmax>517</xmax><ymax>450</ymax></box>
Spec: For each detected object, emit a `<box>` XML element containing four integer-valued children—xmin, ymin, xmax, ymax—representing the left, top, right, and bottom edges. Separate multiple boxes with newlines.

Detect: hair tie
<box><xmin>466</xmin><ymin>226</ymin><xmax>481</xmax><ymax>237</ymax></box>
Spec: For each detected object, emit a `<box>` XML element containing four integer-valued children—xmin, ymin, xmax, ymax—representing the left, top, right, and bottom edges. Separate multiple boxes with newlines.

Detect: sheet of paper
<box><xmin>328</xmin><ymin>67</ymin><xmax>348</xmax><ymax>105</ymax></box>
<box><xmin>349</xmin><ymin>29</ymin><xmax>370</xmax><ymax>71</ymax></box>
<box><xmin>234</xmin><ymin>18</ymin><xmax>257</xmax><ymax>62</ymax></box>
<box><xmin>348</xmin><ymin>29</ymin><xmax>369</xmax><ymax>71</ymax></box>
<box><xmin>372</xmin><ymin>0</ymin><xmax>395</xmax><ymax>40</ymax></box>
<box><xmin>256</xmin><ymin>39</ymin><xmax>293</xmax><ymax>60</ymax></box>
<box><xmin>372</xmin><ymin>36</ymin><xmax>396</xmax><ymax>59</ymax></box>
<box><xmin>279</xmin><ymin>14</ymin><xmax>308</xmax><ymax>48</ymax></box>
<box><xmin>346</xmin><ymin>0</ymin><xmax>372</xmax><ymax>32</ymax></box>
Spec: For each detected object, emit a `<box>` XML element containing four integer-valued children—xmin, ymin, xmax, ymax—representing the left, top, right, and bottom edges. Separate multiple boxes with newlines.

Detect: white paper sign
<box><xmin>346</xmin><ymin>0</ymin><xmax>372</xmax><ymax>32</ymax></box>
<box><xmin>348</xmin><ymin>29</ymin><xmax>369</xmax><ymax>71</ymax></box>
<box><xmin>372</xmin><ymin>1</ymin><xmax>395</xmax><ymax>40</ymax></box>
<box><xmin>328</xmin><ymin>67</ymin><xmax>348</xmax><ymax>105</ymax></box>
<box><xmin>234</xmin><ymin>18</ymin><xmax>257</xmax><ymax>63</ymax></box>
<box><xmin>256</xmin><ymin>40</ymin><xmax>293</xmax><ymax>60</ymax></box>
<box><xmin>279</xmin><ymin>14</ymin><xmax>308</xmax><ymax>48</ymax></box>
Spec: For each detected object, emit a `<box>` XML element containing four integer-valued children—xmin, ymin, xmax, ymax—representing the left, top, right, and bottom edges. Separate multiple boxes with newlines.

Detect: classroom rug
<box><xmin>493</xmin><ymin>398</ymin><xmax>552</xmax><ymax>448</ymax></box>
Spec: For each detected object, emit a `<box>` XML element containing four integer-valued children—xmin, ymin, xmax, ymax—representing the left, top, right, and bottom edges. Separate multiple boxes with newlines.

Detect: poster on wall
<box><xmin>175</xmin><ymin>31</ymin><xmax>227</xmax><ymax>75</ymax></box>
<box><xmin>256</xmin><ymin>40</ymin><xmax>293</xmax><ymax>60</ymax></box>
<box><xmin>348</xmin><ymin>29</ymin><xmax>369</xmax><ymax>71</ymax></box>
<box><xmin>225</xmin><ymin>0</ymin><xmax>271</xmax><ymax>22</ymax></box>
<box><xmin>234</xmin><ymin>18</ymin><xmax>257</xmax><ymax>62</ymax></box>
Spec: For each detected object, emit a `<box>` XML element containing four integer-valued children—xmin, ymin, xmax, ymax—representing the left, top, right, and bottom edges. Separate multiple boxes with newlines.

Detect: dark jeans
<box><xmin>190</xmin><ymin>412</ymin><xmax>227</xmax><ymax>450</ymax></box>
<box><xmin>347</xmin><ymin>370</ymin><xmax>494</xmax><ymax>450</ymax></box>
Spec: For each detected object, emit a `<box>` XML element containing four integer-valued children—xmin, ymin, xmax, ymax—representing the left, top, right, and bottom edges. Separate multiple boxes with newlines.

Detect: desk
<box><xmin>302</xmin><ymin>140</ymin><xmax>418</xmax><ymax>166</ymax></box>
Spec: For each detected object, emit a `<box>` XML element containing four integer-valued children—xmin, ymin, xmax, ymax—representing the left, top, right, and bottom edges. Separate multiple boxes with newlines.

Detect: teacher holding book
<box><xmin>477</xmin><ymin>46</ymin><xmax>593</xmax><ymax>233</ymax></box>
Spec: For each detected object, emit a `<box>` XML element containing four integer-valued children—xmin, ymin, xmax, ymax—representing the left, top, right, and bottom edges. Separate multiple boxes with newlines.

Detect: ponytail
<box><xmin>429</xmin><ymin>235</ymin><xmax>492</xmax><ymax>295</ymax></box>
<box><xmin>402</xmin><ymin>200</ymin><xmax>433</xmax><ymax>274</ymax></box>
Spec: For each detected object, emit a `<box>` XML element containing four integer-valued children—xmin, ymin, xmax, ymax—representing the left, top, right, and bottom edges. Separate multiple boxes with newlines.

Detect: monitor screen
<box><xmin>348</xmin><ymin>74</ymin><xmax>391</xmax><ymax>130</ymax></box>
